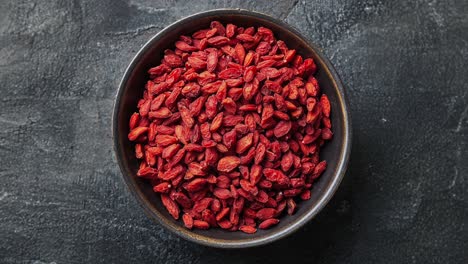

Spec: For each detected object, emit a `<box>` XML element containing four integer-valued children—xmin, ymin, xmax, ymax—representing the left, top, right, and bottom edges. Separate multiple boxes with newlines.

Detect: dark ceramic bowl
<box><xmin>113</xmin><ymin>9</ymin><xmax>351</xmax><ymax>248</ymax></box>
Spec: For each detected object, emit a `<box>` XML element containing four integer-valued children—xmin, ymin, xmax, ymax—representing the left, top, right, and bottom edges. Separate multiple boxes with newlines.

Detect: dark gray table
<box><xmin>1</xmin><ymin>0</ymin><xmax>467</xmax><ymax>263</ymax></box>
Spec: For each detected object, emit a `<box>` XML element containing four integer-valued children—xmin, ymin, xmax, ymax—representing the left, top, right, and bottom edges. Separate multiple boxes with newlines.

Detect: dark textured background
<box><xmin>1</xmin><ymin>0</ymin><xmax>467</xmax><ymax>263</ymax></box>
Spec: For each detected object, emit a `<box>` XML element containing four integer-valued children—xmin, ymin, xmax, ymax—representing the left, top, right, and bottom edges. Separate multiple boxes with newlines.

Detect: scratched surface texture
<box><xmin>0</xmin><ymin>0</ymin><xmax>467</xmax><ymax>263</ymax></box>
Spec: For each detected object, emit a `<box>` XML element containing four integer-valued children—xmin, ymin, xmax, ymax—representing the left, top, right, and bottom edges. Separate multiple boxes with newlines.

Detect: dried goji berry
<box><xmin>217</xmin><ymin>156</ymin><xmax>241</xmax><ymax>173</ymax></box>
<box><xmin>258</xmin><ymin>218</ymin><xmax>280</xmax><ymax>229</ymax></box>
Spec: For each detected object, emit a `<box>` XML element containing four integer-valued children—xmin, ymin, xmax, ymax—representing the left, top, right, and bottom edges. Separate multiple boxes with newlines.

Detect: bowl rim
<box><xmin>113</xmin><ymin>8</ymin><xmax>352</xmax><ymax>248</ymax></box>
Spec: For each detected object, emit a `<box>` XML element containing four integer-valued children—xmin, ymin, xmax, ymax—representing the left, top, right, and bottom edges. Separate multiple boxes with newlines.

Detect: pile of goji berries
<box><xmin>128</xmin><ymin>21</ymin><xmax>332</xmax><ymax>233</ymax></box>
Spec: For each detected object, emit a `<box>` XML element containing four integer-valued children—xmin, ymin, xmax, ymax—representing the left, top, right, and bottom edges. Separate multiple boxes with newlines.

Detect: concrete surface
<box><xmin>0</xmin><ymin>0</ymin><xmax>467</xmax><ymax>263</ymax></box>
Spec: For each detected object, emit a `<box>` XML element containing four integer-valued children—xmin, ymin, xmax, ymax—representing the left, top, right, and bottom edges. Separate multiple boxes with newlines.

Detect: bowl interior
<box><xmin>114</xmin><ymin>10</ymin><xmax>350</xmax><ymax>247</ymax></box>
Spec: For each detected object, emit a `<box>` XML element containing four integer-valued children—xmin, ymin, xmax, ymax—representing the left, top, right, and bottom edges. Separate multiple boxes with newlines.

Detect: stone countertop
<box><xmin>0</xmin><ymin>0</ymin><xmax>467</xmax><ymax>263</ymax></box>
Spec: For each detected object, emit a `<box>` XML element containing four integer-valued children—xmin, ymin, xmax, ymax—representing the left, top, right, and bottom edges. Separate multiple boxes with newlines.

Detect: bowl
<box><xmin>113</xmin><ymin>9</ymin><xmax>351</xmax><ymax>248</ymax></box>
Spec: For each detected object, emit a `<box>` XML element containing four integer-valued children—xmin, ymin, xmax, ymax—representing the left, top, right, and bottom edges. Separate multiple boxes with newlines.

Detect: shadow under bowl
<box><xmin>113</xmin><ymin>9</ymin><xmax>351</xmax><ymax>248</ymax></box>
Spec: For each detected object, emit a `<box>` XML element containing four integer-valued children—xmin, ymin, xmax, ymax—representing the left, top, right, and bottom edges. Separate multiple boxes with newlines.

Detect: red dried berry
<box><xmin>239</xmin><ymin>225</ymin><xmax>257</xmax><ymax>234</ymax></box>
<box><xmin>217</xmin><ymin>156</ymin><xmax>241</xmax><ymax>173</ymax></box>
<box><xmin>258</xmin><ymin>218</ymin><xmax>280</xmax><ymax>229</ymax></box>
